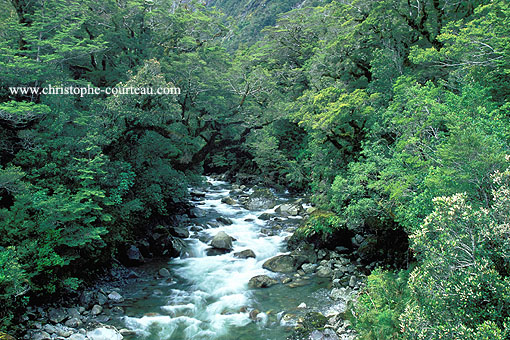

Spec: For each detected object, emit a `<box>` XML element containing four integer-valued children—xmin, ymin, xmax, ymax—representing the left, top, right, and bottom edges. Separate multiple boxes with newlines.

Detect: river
<box><xmin>112</xmin><ymin>177</ymin><xmax>335</xmax><ymax>340</ymax></box>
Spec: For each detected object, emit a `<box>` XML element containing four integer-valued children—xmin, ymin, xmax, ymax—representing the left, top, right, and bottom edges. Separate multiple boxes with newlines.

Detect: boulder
<box><xmin>108</xmin><ymin>291</ymin><xmax>124</xmax><ymax>303</ymax></box>
<box><xmin>248</xmin><ymin>275</ymin><xmax>278</xmax><ymax>288</ymax></box>
<box><xmin>79</xmin><ymin>291</ymin><xmax>95</xmax><ymax>309</ymax></box>
<box><xmin>86</xmin><ymin>327</ymin><xmax>123</xmax><ymax>340</ymax></box>
<box><xmin>258</xmin><ymin>213</ymin><xmax>273</xmax><ymax>221</ymax></box>
<box><xmin>68</xmin><ymin>334</ymin><xmax>86</xmax><ymax>340</ymax></box>
<box><xmin>48</xmin><ymin>308</ymin><xmax>67</xmax><ymax>324</ymax></box>
<box><xmin>244</xmin><ymin>188</ymin><xmax>277</xmax><ymax>210</ymax></box>
<box><xmin>91</xmin><ymin>304</ymin><xmax>103</xmax><ymax>315</ymax></box>
<box><xmin>234</xmin><ymin>249</ymin><xmax>256</xmax><ymax>259</ymax></box>
<box><xmin>216</xmin><ymin>217</ymin><xmax>233</xmax><ymax>225</ymax></box>
<box><xmin>189</xmin><ymin>208</ymin><xmax>207</xmax><ymax>218</ymax></box>
<box><xmin>32</xmin><ymin>331</ymin><xmax>51</xmax><ymax>340</ymax></box>
<box><xmin>262</xmin><ymin>254</ymin><xmax>296</xmax><ymax>273</ymax></box>
<box><xmin>316</xmin><ymin>266</ymin><xmax>333</xmax><ymax>278</ymax></box>
<box><xmin>64</xmin><ymin>317</ymin><xmax>82</xmax><ymax>328</ymax></box>
<box><xmin>301</xmin><ymin>263</ymin><xmax>317</xmax><ymax>274</ymax></box>
<box><xmin>206</xmin><ymin>248</ymin><xmax>231</xmax><ymax>256</ymax></box>
<box><xmin>158</xmin><ymin>268</ymin><xmax>171</xmax><ymax>277</ymax></box>
<box><xmin>275</xmin><ymin>203</ymin><xmax>302</xmax><ymax>216</ymax></box>
<box><xmin>210</xmin><ymin>231</ymin><xmax>234</xmax><ymax>250</ymax></box>
<box><xmin>126</xmin><ymin>245</ymin><xmax>144</xmax><ymax>265</ymax></box>
<box><xmin>221</xmin><ymin>197</ymin><xmax>237</xmax><ymax>205</ymax></box>
<box><xmin>169</xmin><ymin>226</ymin><xmax>190</xmax><ymax>239</ymax></box>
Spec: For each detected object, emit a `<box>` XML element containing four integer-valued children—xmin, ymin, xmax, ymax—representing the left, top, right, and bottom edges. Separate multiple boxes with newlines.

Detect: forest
<box><xmin>0</xmin><ymin>0</ymin><xmax>509</xmax><ymax>339</ymax></box>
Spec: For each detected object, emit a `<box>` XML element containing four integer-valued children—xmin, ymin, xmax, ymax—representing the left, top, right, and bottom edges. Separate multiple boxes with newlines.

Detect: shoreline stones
<box><xmin>248</xmin><ymin>275</ymin><xmax>278</xmax><ymax>288</ymax></box>
<box><xmin>262</xmin><ymin>254</ymin><xmax>296</xmax><ymax>273</ymax></box>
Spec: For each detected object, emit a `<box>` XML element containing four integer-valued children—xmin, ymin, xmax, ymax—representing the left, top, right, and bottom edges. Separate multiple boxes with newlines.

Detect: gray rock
<box><xmin>170</xmin><ymin>227</ymin><xmax>190</xmax><ymax>238</ymax></box>
<box><xmin>221</xmin><ymin>197</ymin><xmax>237</xmax><ymax>205</ymax></box>
<box><xmin>97</xmin><ymin>292</ymin><xmax>108</xmax><ymax>305</ymax></box>
<box><xmin>86</xmin><ymin>327</ymin><xmax>123</xmax><ymax>340</ymax></box>
<box><xmin>248</xmin><ymin>275</ymin><xmax>278</xmax><ymax>288</ymax></box>
<box><xmin>159</xmin><ymin>268</ymin><xmax>171</xmax><ymax>277</ymax></box>
<box><xmin>108</xmin><ymin>291</ymin><xmax>124</xmax><ymax>302</ymax></box>
<box><xmin>68</xmin><ymin>334</ymin><xmax>86</xmax><ymax>340</ymax></box>
<box><xmin>258</xmin><ymin>213</ymin><xmax>273</xmax><ymax>221</ymax></box>
<box><xmin>67</xmin><ymin>307</ymin><xmax>81</xmax><ymax>319</ymax></box>
<box><xmin>275</xmin><ymin>203</ymin><xmax>302</xmax><ymax>216</ymax></box>
<box><xmin>79</xmin><ymin>291</ymin><xmax>95</xmax><ymax>309</ymax></box>
<box><xmin>244</xmin><ymin>188</ymin><xmax>277</xmax><ymax>210</ymax></box>
<box><xmin>310</xmin><ymin>330</ymin><xmax>325</xmax><ymax>340</ymax></box>
<box><xmin>189</xmin><ymin>208</ymin><xmax>207</xmax><ymax>218</ymax></box>
<box><xmin>263</xmin><ymin>255</ymin><xmax>296</xmax><ymax>273</ymax></box>
<box><xmin>316</xmin><ymin>266</ymin><xmax>333</xmax><ymax>278</ymax></box>
<box><xmin>349</xmin><ymin>275</ymin><xmax>357</xmax><ymax>288</ymax></box>
<box><xmin>91</xmin><ymin>305</ymin><xmax>103</xmax><ymax>315</ymax></box>
<box><xmin>32</xmin><ymin>331</ymin><xmax>51</xmax><ymax>340</ymax></box>
<box><xmin>42</xmin><ymin>324</ymin><xmax>57</xmax><ymax>334</ymax></box>
<box><xmin>301</xmin><ymin>263</ymin><xmax>317</xmax><ymax>274</ymax></box>
<box><xmin>65</xmin><ymin>317</ymin><xmax>82</xmax><ymax>328</ymax></box>
<box><xmin>216</xmin><ymin>216</ymin><xmax>233</xmax><ymax>225</ymax></box>
<box><xmin>48</xmin><ymin>308</ymin><xmax>67</xmax><ymax>324</ymax></box>
<box><xmin>126</xmin><ymin>245</ymin><xmax>144</xmax><ymax>265</ymax></box>
<box><xmin>234</xmin><ymin>249</ymin><xmax>256</xmax><ymax>259</ymax></box>
<box><xmin>210</xmin><ymin>231</ymin><xmax>234</xmax><ymax>250</ymax></box>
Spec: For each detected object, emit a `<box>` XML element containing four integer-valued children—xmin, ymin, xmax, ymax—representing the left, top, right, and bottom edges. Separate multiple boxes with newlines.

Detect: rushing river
<box><xmin>115</xmin><ymin>178</ymin><xmax>333</xmax><ymax>340</ymax></box>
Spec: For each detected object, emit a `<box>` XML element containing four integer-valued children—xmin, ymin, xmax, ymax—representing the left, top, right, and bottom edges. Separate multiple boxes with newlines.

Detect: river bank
<box><xmin>18</xmin><ymin>177</ymin><xmax>377</xmax><ymax>340</ymax></box>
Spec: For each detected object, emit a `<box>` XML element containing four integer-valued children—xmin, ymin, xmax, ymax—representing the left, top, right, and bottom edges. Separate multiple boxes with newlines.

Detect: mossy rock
<box><xmin>287</xmin><ymin>311</ymin><xmax>327</xmax><ymax>340</ymax></box>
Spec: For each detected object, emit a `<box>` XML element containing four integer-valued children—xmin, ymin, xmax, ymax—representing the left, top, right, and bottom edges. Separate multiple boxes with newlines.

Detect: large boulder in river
<box><xmin>244</xmin><ymin>188</ymin><xmax>277</xmax><ymax>210</ymax></box>
<box><xmin>234</xmin><ymin>249</ymin><xmax>256</xmax><ymax>259</ymax></box>
<box><xmin>275</xmin><ymin>203</ymin><xmax>303</xmax><ymax>216</ymax></box>
<box><xmin>263</xmin><ymin>254</ymin><xmax>296</xmax><ymax>273</ymax></box>
<box><xmin>210</xmin><ymin>231</ymin><xmax>234</xmax><ymax>250</ymax></box>
<box><xmin>249</xmin><ymin>275</ymin><xmax>278</xmax><ymax>288</ymax></box>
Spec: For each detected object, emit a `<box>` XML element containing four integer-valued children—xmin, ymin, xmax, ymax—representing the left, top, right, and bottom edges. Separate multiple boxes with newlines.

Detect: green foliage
<box><xmin>300</xmin><ymin>210</ymin><xmax>341</xmax><ymax>236</ymax></box>
<box><xmin>353</xmin><ymin>268</ymin><xmax>412</xmax><ymax>340</ymax></box>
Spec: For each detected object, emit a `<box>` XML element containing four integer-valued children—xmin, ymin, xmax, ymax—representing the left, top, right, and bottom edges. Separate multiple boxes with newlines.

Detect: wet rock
<box><xmin>249</xmin><ymin>309</ymin><xmax>260</xmax><ymax>320</ymax></box>
<box><xmin>258</xmin><ymin>213</ymin><xmax>273</xmax><ymax>221</ymax></box>
<box><xmin>32</xmin><ymin>331</ymin><xmax>51</xmax><ymax>340</ymax></box>
<box><xmin>316</xmin><ymin>265</ymin><xmax>333</xmax><ymax>278</ymax></box>
<box><xmin>189</xmin><ymin>208</ymin><xmax>207</xmax><ymax>218</ymax></box>
<box><xmin>86</xmin><ymin>327</ymin><xmax>123</xmax><ymax>340</ymax></box>
<box><xmin>42</xmin><ymin>324</ymin><xmax>57</xmax><ymax>334</ymax></box>
<box><xmin>210</xmin><ymin>231</ymin><xmax>234</xmax><ymax>250</ymax></box>
<box><xmin>275</xmin><ymin>203</ymin><xmax>303</xmax><ymax>216</ymax></box>
<box><xmin>263</xmin><ymin>254</ymin><xmax>296</xmax><ymax>273</ymax></box>
<box><xmin>287</xmin><ymin>279</ymin><xmax>310</xmax><ymax>288</ymax></box>
<box><xmin>234</xmin><ymin>249</ymin><xmax>256</xmax><ymax>259</ymax></box>
<box><xmin>126</xmin><ymin>245</ymin><xmax>144</xmax><ymax>265</ymax></box>
<box><xmin>108</xmin><ymin>291</ymin><xmax>124</xmax><ymax>303</ymax></box>
<box><xmin>91</xmin><ymin>305</ymin><xmax>103</xmax><ymax>315</ymax></box>
<box><xmin>97</xmin><ymin>292</ymin><xmax>108</xmax><ymax>305</ymax></box>
<box><xmin>282</xmin><ymin>277</ymin><xmax>292</xmax><ymax>284</ymax></box>
<box><xmin>301</xmin><ymin>263</ymin><xmax>317</xmax><ymax>274</ymax></box>
<box><xmin>221</xmin><ymin>197</ymin><xmax>237</xmax><ymax>205</ymax></box>
<box><xmin>248</xmin><ymin>275</ymin><xmax>278</xmax><ymax>288</ymax></box>
<box><xmin>169</xmin><ymin>226</ymin><xmax>190</xmax><ymax>239</ymax></box>
<box><xmin>48</xmin><ymin>308</ymin><xmax>67</xmax><ymax>324</ymax></box>
<box><xmin>111</xmin><ymin>306</ymin><xmax>125</xmax><ymax>315</ymax></box>
<box><xmin>67</xmin><ymin>307</ymin><xmax>81</xmax><ymax>319</ymax></box>
<box><xmin>216</xmin><ymin>217</ymin><xmax>233</xmax><ymax>225</ymax></box>
<box><xmin>158</xmin><ymin>268</ymin><xmax>171</xmax><ymax>277</ymax></box>
<box><xmin>206</xmin><ymin>248</ymin><xmax>231</xmax><ymax>256</ymax></box>
<box><xmin>244</xmin><ymin>188</ymin><xmax>277</xmax><ymax>210</ymax></box>
<box><xmin>349</xmin><ymin>275</ymin><xmax>357</xmax><ymax>288</ymax></box>
<box><xmin>119</xmin><ymin>329</ymin><xmax>137</xmax><ymax>336</ymax></box>
<box><xmin>68</xmin><ymin>334</ymin><xmax>86</xmax><ymax>340</ymax></box>
<box><xmin>65</xmin><ymin>317</ymin><xmax>82</xmax><ymax>328</ymax></box>
<box><xmin>306</xmin><ymin>206</ymin><xmax>317</xmax><ymax>214</ymax></box>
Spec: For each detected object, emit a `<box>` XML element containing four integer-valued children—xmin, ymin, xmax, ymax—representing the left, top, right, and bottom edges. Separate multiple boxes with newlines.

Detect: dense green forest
<box><xmin>0</xmin><ymin>0</ymin><xmax>509</xmax><ymax>338</ymax></box>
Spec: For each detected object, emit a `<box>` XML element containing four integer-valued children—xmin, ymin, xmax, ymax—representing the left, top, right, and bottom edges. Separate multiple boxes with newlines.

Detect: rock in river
<box><xmin>248</xmin><ymin>275</ymin><xmax>278</xmax><ymax>288</ymax></box>
<box><xmin>210</xmin><ymin>231</ymin><xmax>234</xmax><ymax>250</ymax></box>
<box><xmin>234</xmin><ymin>249</ymin><xmax>256</xmax><ymax>259</ymax></box>
<box><xmin>243</xmin><ymin>188</ymin><xmax>277</xmax><ymax>210</ymax></box>
<box><xmin>262</xmin><ymin>254</ymin><xmax>296</xmax><ymax>273</ymax></box>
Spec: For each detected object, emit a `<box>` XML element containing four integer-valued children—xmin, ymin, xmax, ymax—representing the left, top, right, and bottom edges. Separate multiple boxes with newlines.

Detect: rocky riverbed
<box><xmin>17</xmin><ymin>177</ymin><xmax>381</xmax><ymax>340</ymax></box>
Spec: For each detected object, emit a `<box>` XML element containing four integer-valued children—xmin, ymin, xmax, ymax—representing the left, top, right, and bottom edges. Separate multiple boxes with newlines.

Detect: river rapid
<box><xmin>114</xmin><ymin>178</ymin><xmax>335</xmax><ymax>340</ymax></box>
